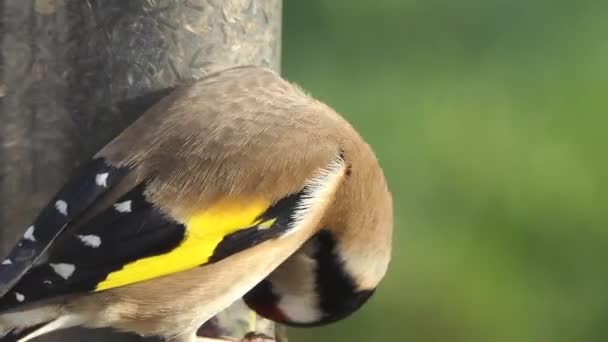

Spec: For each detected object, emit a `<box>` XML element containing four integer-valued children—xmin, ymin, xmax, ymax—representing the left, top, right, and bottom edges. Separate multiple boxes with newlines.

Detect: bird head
<box><xmin>244</xmin><ymin>123</ymin><xmax>393</xmax><ymax>327</ymax></box>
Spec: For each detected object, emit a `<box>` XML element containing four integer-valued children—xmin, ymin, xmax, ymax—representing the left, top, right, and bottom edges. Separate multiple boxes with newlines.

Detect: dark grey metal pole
<box><xmin>0</xmin><ymin>0</ymin><xmax>282</xmax><ymax>340</ymax></box>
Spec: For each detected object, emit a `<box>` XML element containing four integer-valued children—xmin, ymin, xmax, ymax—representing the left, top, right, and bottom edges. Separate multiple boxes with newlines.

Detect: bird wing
<box><xmin>0</xmin><ymin>163</ymin><xmax>312</xmax><ymax>311</ymax></box>
<box><xmin>0</xmin><ymin>157</ymin><xmax>130</xmax><ymax>299</ymax></box>
<box><xmin>0</xmin><ymin>66</ymin><xmax>346</xmax><ymax>312</ymax></box>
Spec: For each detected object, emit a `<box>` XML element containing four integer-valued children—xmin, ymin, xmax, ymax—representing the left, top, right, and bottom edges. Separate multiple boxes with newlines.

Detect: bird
<box><xmin>0</xmin><ymin>66</ymin><xmax>393</xmax><ymax>342</ymax></box>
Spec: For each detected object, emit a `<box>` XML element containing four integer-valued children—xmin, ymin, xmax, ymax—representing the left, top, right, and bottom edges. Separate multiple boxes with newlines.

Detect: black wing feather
<box><xmin>208</xmin><ymin>191</ymin><xmax>303</xmax><ymax>262</ymax></box>
<box><xmin>0</xmin><ymin>158</ymin><xmax>129</xmax><ymax>299</ymax></box>
<box><xmin>0</xmin><ymin>183</ymin><xmax>186</xmax><ymax>311</ymax></box>
<box><xmin>0</xmin><ymin>172</ymin><xmax>309</xmax><ymax>311</ymax></box>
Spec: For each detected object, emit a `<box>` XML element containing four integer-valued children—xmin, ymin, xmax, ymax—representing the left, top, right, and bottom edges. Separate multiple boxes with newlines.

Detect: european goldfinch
<box><xmin>0</xmin><ymin>66</ymin><xmax>393</xmax><ymax>342</ymax></box>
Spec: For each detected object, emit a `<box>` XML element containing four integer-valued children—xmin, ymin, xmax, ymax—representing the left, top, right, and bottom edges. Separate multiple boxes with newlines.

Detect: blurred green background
<box><xmin>282</xmin><ymin>1</ymin><xmax>608</xmax><ymax>341</ymax></box>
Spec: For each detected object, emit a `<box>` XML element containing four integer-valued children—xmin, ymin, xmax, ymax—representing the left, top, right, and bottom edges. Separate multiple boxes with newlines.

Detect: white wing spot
<box><xmin>55</xmin><ymin>200</ymin><xmax>68</xmax><ymax>216</ymax></box>
<box><xmin>95</xmin><ymin>172</ymin><xmax>109</xmax><ymax>187</ymax></box>
<box><xmin>1</xmin><ymin>259</ymin><xmax>12</xmax><ymax>265</ymax></box>
<box><xmin>77</xmin><ymin>234</ymin><xmax>102</xmax><ymax>248</ymax></box>
<box><xmin>14</xmin><ymin>292</ymin><xmax>25</xmax><ymax>302</ymax></box>
<box><xmin>49</xmin><ymin>263</ymin><xmax>75</xmax><ymax>280</ymax></box>
<box><xmin>43</xmin><ymin>280</ymin><xmax>53</xmax><ymax>285</ymax></box>
<box><xmin>23</xmin><ymin>225</ymin><xmax>36</xmax><ymax>242</ymax></box>
<box><xmin>114</xmin><ymin>200</ymin><xmax>132</xmax><ymax>213</ymax></box>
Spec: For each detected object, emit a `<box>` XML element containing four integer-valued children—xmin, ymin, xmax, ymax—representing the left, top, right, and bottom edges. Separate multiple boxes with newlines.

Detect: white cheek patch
<box><xmin>278</xmin><ymin>294</ymin><xmax>323</xmax><ymax>323</ymax></box>
<box><xmin>270</xmin><ymin>240</ymin><xmax>324</xmax><ymax>323</ymax></box>
<box><xmin>337</xmin><ymin>242</ymin><xmax>390</xmax><ymax>291</ymax></box>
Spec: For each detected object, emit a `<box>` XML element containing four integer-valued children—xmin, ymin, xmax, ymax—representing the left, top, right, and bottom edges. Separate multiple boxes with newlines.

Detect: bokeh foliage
<box><xmin>283</xmin><ymin>1</ymin><xmax>608</xmax><ymax>341</ymax></box>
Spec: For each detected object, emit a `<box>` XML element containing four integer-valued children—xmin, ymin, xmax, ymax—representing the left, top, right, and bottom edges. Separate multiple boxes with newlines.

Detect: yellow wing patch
<box><xmin>95</xmin><ymin>198</ymin><xmax>270</xmax><ymax>291</ymax></box>
<box><xmin>255</xmin><ymin>217</ymin><xmax>276</xmax><ymax>230</ymax></box>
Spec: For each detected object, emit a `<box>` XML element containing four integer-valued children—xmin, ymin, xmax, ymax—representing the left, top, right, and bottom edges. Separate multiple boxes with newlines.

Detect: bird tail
<box><xmin>0</xmin><ymin>304</ymin><xmax>73</xmax><ymax>342</ymax></box>
<box><xmin>0</xmin><ymin>315</ymin><xmax>80</xmax><ymax>342</ymax></box>
<box><xmin>0</xmin><ymin>323</ymin><xmax>47</xmax><ymax>342</ymax></box>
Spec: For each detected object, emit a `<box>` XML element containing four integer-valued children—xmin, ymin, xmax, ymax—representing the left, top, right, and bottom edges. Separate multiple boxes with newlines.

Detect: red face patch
<box><xmin>243</xmin><ymin>295</ymin><xmax>289</xmax><ymax>322</ymax></box>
